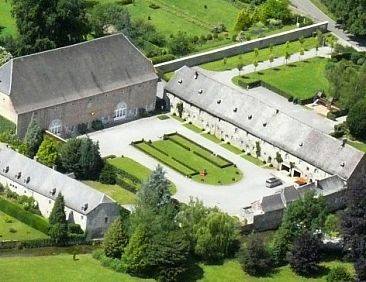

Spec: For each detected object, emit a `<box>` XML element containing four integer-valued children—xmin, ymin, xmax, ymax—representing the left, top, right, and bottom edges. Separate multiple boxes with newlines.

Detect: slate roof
<box><xmin>0</xmin><ymin>34</ymin><xmax>157</xmax><ymax>114</ymax></box>
<box><xmin>261</xmin><ymin>193</ymin><xmax>284</xmax><ymax>212</ymax></box>
<box><xmin>0</xmin><ymin>145</ymin><xmax>114</xmax><ymax>215</ymax></box>
<box><xmin>297</xmin><ymin>175</ymin><xmax>346</xmax><ymax>196</ymax></box>
<box><xmin>165</xmin><ymin>66</ymin><xmax>365</xmax><ymax>180</ymax></box>
<box><xmin>281</xmin><ymin>185</ymin><xmax>301</xmax><ymax>204</ymax></box>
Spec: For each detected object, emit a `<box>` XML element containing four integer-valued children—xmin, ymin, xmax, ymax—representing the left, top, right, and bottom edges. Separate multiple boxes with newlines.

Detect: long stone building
<box><xmin>0</xmin><ymin>34</ymin><xmax>158</xmax><ymax>137</ymax></box>
<box><xmin>165</xmin><ymin>66</ymin><xmax>366</xmax><ymax>229</ymax></box>
<box><xmin>0</xmin><ymin>144</ymin><xmax>120</xmax><ymax>238</ymax></box>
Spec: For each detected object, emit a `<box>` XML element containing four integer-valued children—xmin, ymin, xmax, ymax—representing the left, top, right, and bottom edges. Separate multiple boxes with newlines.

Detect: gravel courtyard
<box><xmin>88</xmin><ymin>116</ymin><xmax>288</xmax><ymax>217</ymax></box>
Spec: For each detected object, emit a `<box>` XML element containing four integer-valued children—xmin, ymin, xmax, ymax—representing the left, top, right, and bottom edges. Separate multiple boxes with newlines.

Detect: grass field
<box><xmin>200</xmin><ymin>36</ymin><xmax>322</xmax><ymax>71</ymax></box>
<box><xmin>221</xmin><ymin>143</ymin><xmax>243</xmax><ymax>155</ymax></box>
<box><xmin>134</xmin><ymin>134</ymin><xmax>242</xmax><ymax>185</ymax></box>
<box><xmin>0</xmin><ymin>211</ymin><xmax>48</xmax><ymax>241</ymax></box>
<box><xmin>234</xmin><ymin>57</ymin><xmax>329</xmax><ymax>100</ymax></box>
<box><xmin>0</xmin><ymin>0</ymin><xmax>16</xmax><ymax>36</ymax></box>
<box><xmin>108</xmin><ymin>156</ymin><xmax>176</xmax><ymax>194</ymax></box>
<box><xmin>184</xmin><ymin>123</ymin><xmax>204</xmax><ymax>133</ymax></box>
<box><xmin>0</xmin><ymin>115</ymin><xmax>16</xmax><ymax>133</ymax></box>
<box><xmin>242</xmin><ymin>153</ymin><xmax>265</xmax><ymax>167</ymax></box>
<box><xmin>84</xmin><ymin>181</ymin><xmax>137</xmax><ymax>204</ymax></box>
<box><xmin>202</xmin><ymin>133</ymin><xmax>222</xmax><ymax>144</ymax></box>
<box><xmin>0</xmin><ymin>254</ymin><xmax>354</xmax><ymax>282</ymax></box>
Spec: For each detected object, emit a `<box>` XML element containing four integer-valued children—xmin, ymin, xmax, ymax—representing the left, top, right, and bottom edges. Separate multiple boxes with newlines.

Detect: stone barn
<box><xmin>0</xmin><ymin>33</ymin><xmax>158</xmax><ymax>137</ymax></box>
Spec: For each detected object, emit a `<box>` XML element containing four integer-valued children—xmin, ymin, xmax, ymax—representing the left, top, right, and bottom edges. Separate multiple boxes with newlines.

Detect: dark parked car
<box><xmin>265</xmin><ymin>177</ymin><xmax>282</xmax><ymax>188</ymax></box>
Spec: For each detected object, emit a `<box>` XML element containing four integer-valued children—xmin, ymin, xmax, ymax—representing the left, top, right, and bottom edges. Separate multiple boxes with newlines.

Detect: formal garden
<box><xmin>132</xmin><ymin>133</ymin><xmax>243</xmax><ymax>185</ymax></box>
<box><xmin>233</xmin><ymin>57</ymin><xmax>329</xmax><ymax>102</ymax></box>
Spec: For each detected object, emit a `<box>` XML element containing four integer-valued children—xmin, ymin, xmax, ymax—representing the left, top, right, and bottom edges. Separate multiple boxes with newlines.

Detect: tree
<box><xmin>253</xmin><ymin>59</ymin><xmax>258</xmax><ymax>72</ymax></box>
<box><xmin>103</xmin><ymin>217</ymin><xmax>129</xmax><ymax>259</ymax></box>
<box><xmin>59</xmin><ymin>138</ymin><xmax>82</xmax><ymax>174</ymax></box>
<box><xmin>234</xmin><ymin>8</ymin><xmax>252</xmax><ymax>31</ymax></box>
<box><xmin>269</xmin><ymin>53</ymin><xmax>274</xmax><ymax>67</ymax></box>
<box><xmin>342</xmin><ymin>178</ymin><xmax>366</xmax><ymax>282</ymax></box>
<box><xmin>177</xmin><ymin>199</ymin><xmax>240</xmax><ymax>263</ymax></box>
<box><xmin>326</xmin><ymin>266</ymin><xmax>354</xmax><ymax>282</ymax></box>
<box><xmin>347</xmin><ymin>98</ymin><xmax>366</xmax><ymax>140</ymax></box>
<box><xmin>24</xmin><ymin>116</ymin><xmax>43</xmax><ymax>158</ymax></box>
<box><xmin>239</xmin><ymin>236</ymin><xmax>273</xmax><ymax>276</ymax></box>
<box><xmin>99</xmin><ymin>163</ymin><xmax>117</xmax><ymax>184</ymax></box>
<box><xmin>288</xmin><ymin>231</ymin><xmax>322</xmax><ymax>276</ymax></box>
<box><xmin>36</xmin><ymin>136</ymin><xmax>59</xmax><ymax>167</ymax></box>
<box><xmin>78</xmin><ymin>138</ymin><xmax>103</xmax><ymax>180</ymax></box>
<box><xmin>91</xmin><ymin>3</ymin><xmax>131</xmax><ymax>37</ymax></box>
<box><xmin>271</xmin><ymin>190</ymin><xmax>327</xmax><ymax>265</ymax></box>
<box><xmin>11</xmin><ymin>0</ymin><xmax>90</xmax><ymax>55</ymax></box>
<box><xmin>259</xmin><ymin>0</ymin><xmax>293</xmax><ymax>24</ymax></box>
<box><xmin>254</xmin><ymin>48</ymin><xmax>259</xmax><ymax>58</ymax></box>
<box><xmin>168</xmin><ymin>31</ymin><xmax>194</xmax><ymax>56</ymax></box>
<box><xmin>176</xmin><ymin>102</ymin><xmax>184</xmax><ymax>118</ymax></box>
<box><xmin>48</xmin><ymin>193</ymin><xmax>68</xmax><ymax>245</ymax></box>
<box><xmin>237</xmin><ymin>62</ymin><xmax>243</xmax><ymax>76</ymax></box>
<box><xmin>299</xmin><ymin>47</ymin><xmax>305</xmax><ymax>61</ymax></box>
<box><xmin>285</xmin><ymin>51</ymin><xmax>291</xmax><ymax>64</ymax></box>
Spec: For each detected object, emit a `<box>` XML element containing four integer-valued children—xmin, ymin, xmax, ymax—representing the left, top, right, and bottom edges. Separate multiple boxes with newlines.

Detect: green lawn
<box><xmin>202</xmin><ymin>133</ymin><xmax>222</xmax><ymax>144</ymax></box>
<box><xmin>0</xmin><ymin>254</ymin><xmax>354</xmax><ymax>282</ymax></box>
<box><xmin>347</xmin><ymin>140</ymin><xmax>366</xmax><ymax>153</ymax></box>
<box><xmin>0</xmin><ymin>115</ymin><xmax>16</xmax><ymax>133</ymax></box>
<box><xmin>242</xmin><ymin>153</ymin><xmax>264</xmax><ymax>167</ymax></box>
<box><xmin>221</xmin><ymin>143</ymin><xmax>243</xmax><ymax>155</ymax></box>
<box><xmin>170</xmin><ymin>114</ymin><xmax>185</xmax><ymax>122</ymax></box>
<box><xmin>193</xmin><ymin>260</ymin><xmax>354</xmax><ymax>282</ymax></box>
<box><xmin>0</xmin><ymin>254</ymin><xmax>153</xmax><ymax>282</ymax></box>
<box><xmin>0</xmin><ymin>0</ymin><xmax>17</xmax><ymax>36</ymax></box>
<box><xmin>0</xmin><ymin>211</ymin><xmax>48</xmax><ymax>241</ymax></box>
<box><xmin>108</xmin><ymin>156</ymin><xmax>176</xmax><ymax>194</ymax></box>
<box><xmin>134</xmin><ymin>134</ymin><xmax>242</xmax><ymax>185</ymax></box>
<box><xmin>184</xmin><ymin>123</ymin><xmax>204</xmax><ymax>133</ymax></box>
<box><xmin>234</xmin><ymin>57</ymin><xmax>329</xmax><ymax>100</ymax></box>
<box><xmin>84</xmin><ymin>181</ymin><xmax>137</xmax><ymax>205</ymax></box>
<box><xmin>200</xmin><ymin>36</ymin><xmax>322</xmax><ymax>71</ymax></box>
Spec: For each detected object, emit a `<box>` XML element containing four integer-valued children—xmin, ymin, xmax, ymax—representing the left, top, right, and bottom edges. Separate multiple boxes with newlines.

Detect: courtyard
<box><xmin>88</xmin><ymin>115</ymin><xmax>289</xmax><ymax>217</ymax></box>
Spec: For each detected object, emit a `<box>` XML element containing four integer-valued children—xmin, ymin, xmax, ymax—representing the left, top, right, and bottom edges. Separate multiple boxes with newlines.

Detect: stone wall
<box><xmin>253</xmin><ymin>209</ymin><xmax>284</xmax><ymax>231</ymax></box>
<box><xmin>16</xmin><ymin>78</ymin><xmax>158</xmax><ymax>137</ymax></box>
<box><xmin>156</xmin><ymin>22</ymin><xmax>328</xmax><ymax>73</ymax></box>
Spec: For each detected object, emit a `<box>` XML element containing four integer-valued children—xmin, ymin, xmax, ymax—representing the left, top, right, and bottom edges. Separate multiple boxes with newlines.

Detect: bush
<box><xmin>9</xmin><ymin>227</ymin><xmax>17</xmax><ymax>233</ymax></box>
<box><xmin>99</xmin><ymin>163</ymin><xmax>117</xmax><ymax>185</ymax></box>
<box><xmin>326</xmin><ymin>266</ymin><xmax>354</xmax><ymax>282</ymax></box>
<box><xmin>120</xmin><ymin>0</ymin><xmax>133</xmax><ymax>5</ymax></box>
<box><xmin>327</xmin><ymin>112</ymin><xmax>337</xmax><ymax>121</ymax></box>
<box><xmin>91</xmin><ymin>119</ymin><xmax>104</xmax><ymax>131</ymax></box>
<box><xmin>347</xmin><ymin>98</ymin><xmax>366</xmax><ymax>140</ymax></box>
<box><xmin>148</xmin><ymin>3</ymin><xmax>160</xmax><ymax>9</ymax></box>
<box><xmin>68</xmin><ymin>223</ymin><xmax>84</xmax><ymax>235</ymax></box>
<box><xmin>77</xmin><ymin>123</ymin><xmax>88</xmax><ymax>135</ymax></box>
<box><xmin>206</xmin><ymin>33</ymin><xmax>213</xmax><ymax>40</ymax></box>
<box><xmin>239</xmin><ymin>237</ymin><xmax>273</xmax><ymax>276</ymax></box>
<box><xmin>288</xmin><ymin>96</ymin><xmax>294</xmax><ymax>102</ymax></box>
<box><xmin>151</xmin><ymin>54</ymin><xmax>175</xmax><ymax>64</ymax></box>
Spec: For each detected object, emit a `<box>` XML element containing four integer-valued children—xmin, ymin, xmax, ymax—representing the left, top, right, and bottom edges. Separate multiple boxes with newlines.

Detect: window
<box><xmin>49</xmin><ymin>119</ymin><xmax>62</xmax><ymax>135</ymax></box>
<box><xmin>81</xmin><ymin>215</ymin><xmax>84</xmax><ymax>220</ymax></box>
<box><xmin>49</xmin><ymin>200</ymin><xmax>51</xmax><ymax>204</ymax></box>
<box><xmin>104</xmin><ymin>217</ymin><xmax>108</xmax><ymax>223</ymax></box>
<box><xmin>114</xmin><ymin>102</ymin><xmax>127</xmax><ymax>120</ymax></box>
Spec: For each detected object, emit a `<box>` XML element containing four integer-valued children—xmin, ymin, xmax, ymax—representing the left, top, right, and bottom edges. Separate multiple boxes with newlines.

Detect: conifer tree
<box><xmin>103</xmin><ymin>217</ymin><xmax>129</xmax><ymax>259</ymax></box>
<box><xmin>48</xmin><ymin>193</ymin><xmax>68</xmax><ymax>245</ymax></box>
<box><xmin>24</xmin><ymin>116</ymin><xmax>43</xmax><ymax>158</ymax></box>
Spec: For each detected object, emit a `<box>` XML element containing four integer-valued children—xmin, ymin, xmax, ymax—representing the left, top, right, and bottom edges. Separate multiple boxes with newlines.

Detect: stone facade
<box><xmin>16</xmin><ymin>79</ymin><xmax>157</xmax><ymax>137</ymax></box>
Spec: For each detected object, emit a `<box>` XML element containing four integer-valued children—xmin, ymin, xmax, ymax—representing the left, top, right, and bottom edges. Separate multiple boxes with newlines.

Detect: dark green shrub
<box><xmin>206</xmin><ymin>33</ymin><xmax>213</xmax><ymax>40</ymax></box>
<box><xmin>288</xmin><ymin>96</ymin><xmax>294</xmax><ymax>102</ymax></box>
<box><xmin>91</xmin><ymin>119</ymin><xmax>104</xmax><ymax>131</ymax></box>
<box><xmin>77</xmin><ymin>123</ymin><xmax>88</xmax><ymax>134</ymax></box>
<box><xmin>120</xmin><ymin>0</ymin><xmax>133</xmax><ymax>5</ymax></box>
<box><xmin>148</xmin><ymin>3</ymin><xmax>160</xmax><ymax>9</ymax></box>
<box><xmin>68</xmin><ymin>223</ymin><xmax>84</xmax><ymax>235</ymax></box>
<box><xmin>151</xmin><ymin>54</ymin><xmax>175</xmax><ymax>64</ymax></box>
<box><xmin>326</xmin><ymin>266</ymin><xmax>354</xmax><ymax>282</ymax></box>
<box><xmin>99</xmin><ymin>163</ymin><xmax>117</xmax><ymax>185</ymax></box>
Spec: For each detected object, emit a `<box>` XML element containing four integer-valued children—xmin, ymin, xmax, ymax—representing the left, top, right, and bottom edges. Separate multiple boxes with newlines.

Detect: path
<box><xmin>195</xmin><ymin>46</ymin><xmax>338</xmax><ymax>134</ymax></box>
<box><xmin>290</xmin><ymin>0</ymin><xmax>366</xmax><ymax>51</ymax></box>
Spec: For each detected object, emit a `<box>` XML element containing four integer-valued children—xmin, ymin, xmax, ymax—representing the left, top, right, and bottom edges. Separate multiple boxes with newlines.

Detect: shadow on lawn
<box><xmin>181</xmin><ymin>260</ymin><xmax>204</xmax><ymax>282</ymax></box>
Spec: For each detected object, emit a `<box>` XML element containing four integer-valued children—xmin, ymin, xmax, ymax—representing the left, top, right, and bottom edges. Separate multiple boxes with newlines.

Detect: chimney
<box><xmin>342</xmin><ymin>138</ymin><xmax>347</xmax><ymax>147</ymax></box>
<box><xmin>34</xmin><ymin>156</ymin><xmax>38</xmax><ymax>162</ymax></box>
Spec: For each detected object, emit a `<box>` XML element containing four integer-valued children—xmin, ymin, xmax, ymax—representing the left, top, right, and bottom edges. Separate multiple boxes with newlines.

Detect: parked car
<box><xmin>265</xmin><ymin>177</ymin><xmax>282</xmax><ymax>188</ymax></box>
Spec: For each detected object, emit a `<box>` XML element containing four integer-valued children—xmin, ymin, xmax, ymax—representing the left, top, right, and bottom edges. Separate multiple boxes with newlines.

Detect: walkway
<box><xmin>195</xmin><ymin>46</ymin><xmax>338</xmax><ymax>134</ymax></box>
<box><xmin>88</xmin><ymin>116</ymin><xmax>287</xmax><ymax>217</ymax></box>
<box><xmin>291</xmin><ymin>0</ymin><xmax>366</xmax><ymax>51</ymax></box>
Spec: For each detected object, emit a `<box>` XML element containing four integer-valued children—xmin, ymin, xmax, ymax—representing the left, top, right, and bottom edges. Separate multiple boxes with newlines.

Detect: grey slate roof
<box><xmin>0</xmin><ymin>145</ymin><xmax>114</xmax><ymax>215</ymax></box>
<box><xmin>297</xmin><ymin>175</ymin><xmax>346</xmax><ymax>196</ymax></box>
<box><xmin>282</xmin><ymin>185</ymin><xmax>301</xmax><ymax>204</ymax></box>
<box><xmin>261</xmin><ymin>193</ymin><xmax>284</xmax><ymax>212</ymax></box>
<box><xmin>165</xmin><ymin>66</ymin><xmax>365</xmax><ymax>180</ymax></box>
<box><xmin>0</xmin><ymin>34</ymin><xmax>157</xmax><ymax>114</ymax></box>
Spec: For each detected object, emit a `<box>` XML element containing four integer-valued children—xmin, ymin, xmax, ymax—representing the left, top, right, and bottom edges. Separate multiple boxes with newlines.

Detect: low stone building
<box><xmin>0</xmin><ymin>34</ymin><xmax>158</xmax><ymax>137</ymax></box>
<box><xmin>165</xmin><ymin>66</ymin><xmax>366</xmax><ymax>229</ymax></box>
<box><xmin>0</xmin><ymin>145</ymin><xmax>120</xmax><ymax>238</ymax></box>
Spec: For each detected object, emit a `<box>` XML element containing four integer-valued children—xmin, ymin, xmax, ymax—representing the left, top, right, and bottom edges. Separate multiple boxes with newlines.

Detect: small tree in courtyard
<box><xmin>36</xmin><ymin>136</ymin><xmax>59</xmax><ymax>167</ymax></box>
<box><xmin>24</xmin><ymin>116</ymin><xmax>43</xmax><ymax>158</ymax></box>
<box><xmin>288</xmin><ymin>231</ymin><xmax>322</xmax><ymax>276</ymax></box>
<box><xmin>49</xmin><ymin>193</ymin><xmax>68</xmax><ymax>245</ymax></box>
<box><xmin>177</xmin><ymin>102</ymin><xmax>184</xmax><ymax>118</ymax></box>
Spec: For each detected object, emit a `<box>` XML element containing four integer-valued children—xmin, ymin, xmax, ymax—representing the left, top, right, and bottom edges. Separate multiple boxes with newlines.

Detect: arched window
<box><xmin>49</xmin><ymin>119</ymin><xmax>62</xmax><ymax>135</ymax></box>
<box><xmin>114</xmin><ymin>102</ymin><xmax>127</xmax><ymax>120</ymax></box>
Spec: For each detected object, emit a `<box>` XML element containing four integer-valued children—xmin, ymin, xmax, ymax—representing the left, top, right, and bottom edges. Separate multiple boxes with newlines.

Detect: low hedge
<box><xmin>0</xmin><ymin>197</ymin><xmax>49</xmax><ymax>234</ymax></box>
<box><xmin>114</xmin><ymin>167</ymin><xmax>141</xmax><ymax>185</ymax></box>
<box><xmin>171</xmin><ymin>156</ymin><xmax>198</xmax><ymax>174</ymax></box>
<box><xmin>237</xmin><ymin>78</ymin><xmax>261</xmax><ymax>89</ymax></box>
<box><xmin>115</xmin><ymin>177</ymin><xmax>138</xmax><ymax>193</ymax></box>
<box><xmin>151</xmin><ymin>54</ymin><xmax>175</xmax><ymax>64</ymax></box>
<box><xmin>166</xmin><ymin>136</ymin><xmax>191</xmax><ymax>151</ymax></box>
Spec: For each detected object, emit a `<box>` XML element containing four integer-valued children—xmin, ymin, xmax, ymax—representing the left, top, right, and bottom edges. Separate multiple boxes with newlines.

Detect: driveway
<box><xmin>88</xmin><ymin>116</ymin><xmax>288</xmax><ymax>217</ymax></box>
<box><xmin>290</xmin><ymin>0</ymin><xmax>366</xmax><ymax>51</ymax></box>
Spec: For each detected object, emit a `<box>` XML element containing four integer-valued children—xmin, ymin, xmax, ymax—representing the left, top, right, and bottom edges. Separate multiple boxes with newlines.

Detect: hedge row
<box><xmin>0</xmin><ymin>197</ymin><xmax>49</xmax><ymax>234</ymax></box>
<box><xmin>171</xmin><ymin>156</ymin><xmax>198</xmax><ymax>174</ymax></box>
<box><xmin>237</xmin><ymin>79</ymin><xmax>261</xmax><ymax>89</ymax></box>
<box><xmin>115</xmin><ymin>177</ymin><xmax>138</xmax><ymax>193</ymax></box>
<box><xmin>166</xmin><ymin>136</ymin><xmax>191</xmax><ymax>151</ymax></box>
<box><xmin>133</xmin><ymin>143</ymin><xmax>196</xmax><ymax>177</ymax></box>
<box><xmin>0</xmin><ymin>237</ymin><xmax>89</xmax><ymax>250</ymax></box>
<box><xmin>114</xmin><ymin>167</ymin><xmax>141</xmax><ymax>185</ymax></box>
<box><xmin>151</xmin><ymin>54</ymin><xmax>175</xmax><ymax>64</ymax></box>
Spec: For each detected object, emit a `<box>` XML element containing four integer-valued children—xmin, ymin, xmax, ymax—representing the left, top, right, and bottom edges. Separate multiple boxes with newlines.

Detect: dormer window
<box><xmin>50</xmin><ymin>188</ymin><xmax>56</xmax><ymax>196</ymax></box>
<box><xmin>299</xmin><ymin>142</ymin><xmax>303</xmax><ymax>147</ymax></box>
<box><xmin>3</xmin><ymin>166</ymin><xmax>9</xmax><ymax>173</ymax></box>
<box><xmin>340</xmin><ymin>162</ymin><xmax>345</xmax><ymax>167</ymax></box>
<box><xmin>198</xmin><ymin>89</ymin><xmax>203</xmax><ymax>94</ymax></box>
<box><xmin>217</xmin><ymin>99</ymin><xmax>221</xmax><ymax>104</ymax></box>
<box><xmin>15</xmin><ymin>172</ymin><xmax>21</xmax><ymax>179</ymax></box>
<box><xmin>24</xmin><ymin>176</ymin><xmax>31</xmax><ymax>184</ymax></box>
<box><xmin>81</xmin><ymin>203</ymin><xmax>88</xmax><ymax>211</ymax></box>
<box><xmin>194</xmin><ymin>71</ymin><xmax>198</xmax><ymax>79</ymax></box>
<box><xmin>248</xmin><ymin>114</ymin><xmax>252</xmax><ymax>120</ymax></box>
<box><xmin>276</xmin><ymin>109</ymin><xmax>279</xmax><ymax>114</ymax></box>
<box><xmin>263</xmin><ymin>122</ymin><xmax>267</xmax><ymax>127</ymax></box>
<box><xmin>233</xmin><ymin>107</ymin><xmax>238</xmax><ymax>112</ymax></box>
<box><xmin>178</xmin><ymin>79</ymin><xmax>182</xmax><ymax>84</ymax></box>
